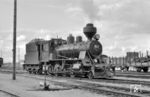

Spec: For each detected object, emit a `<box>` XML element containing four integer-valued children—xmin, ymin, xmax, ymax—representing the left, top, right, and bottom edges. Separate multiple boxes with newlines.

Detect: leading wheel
<box><xmin>143</xmin><ymin>67</ymin><xmax>148</xmax><ymax>72</ymax></box>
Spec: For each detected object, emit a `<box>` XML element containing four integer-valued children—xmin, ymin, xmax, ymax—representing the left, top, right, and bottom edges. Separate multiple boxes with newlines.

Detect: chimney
<box><xmin>83</xmin><ymin>23</ymin><xmax>97</xmax><ymax>40</ymax></box>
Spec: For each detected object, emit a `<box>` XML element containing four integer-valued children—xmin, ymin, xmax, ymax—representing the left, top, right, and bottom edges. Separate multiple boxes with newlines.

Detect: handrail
<box><xmin>87</xmin><ymin>51</ymin><xmax>95</xmax><ymax>65</ymax></box>
<box><xmin>57</xmin><ymin>55</ymin><xmax>69</xmax><ymax>59</ymax></box>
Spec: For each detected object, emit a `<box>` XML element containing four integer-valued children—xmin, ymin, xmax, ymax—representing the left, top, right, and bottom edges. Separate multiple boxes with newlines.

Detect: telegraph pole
<box><xmin>13</xmin><ymin>0</ymin><xmax>17</xmax><ymax>80</ymax></box>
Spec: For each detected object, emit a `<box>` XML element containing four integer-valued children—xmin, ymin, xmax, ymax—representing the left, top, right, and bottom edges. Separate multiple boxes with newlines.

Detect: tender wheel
<box><xmin>70</xmin><ymin>74</ymin><xmax>75</xmax><ymax>78</ymax></box>
<box><xmin>87</xmin><ymin>72</ymin><xmax>93</xmax><ymax>79</ymax></box>
<box><xmin>54</xmin><ymin>73</ymin><xmax>58</xmax><ymax>77</ymax></box>
<box><xmin>70</xmin><ymin>72</ymin><xmax>75</xmax><ymax>78</ymax></box>
<box><xmin>29</xmin><ymin>70</ymin><xmax>32</xmax><ymax>74</ymax></box>
<box><xmin>62</xmin><ymin>73</ymin><xmax>67</xmax><ymax>77</ymax></box>
<box><xmin>37</xmin><ymin>69</ymin><xmax>42</xmax><ymax>74</ymax></box>
<box><xmin>32</xmin><ymin>69</ymin><xmax>36</xmax><ymax>74</ymax></box>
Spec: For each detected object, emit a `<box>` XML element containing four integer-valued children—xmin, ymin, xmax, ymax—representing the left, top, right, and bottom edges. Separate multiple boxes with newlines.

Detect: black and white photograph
<box><xmin>0</xmin><ymin>0</ymin><xmax>150</xmax><ymax>97</ymax></box>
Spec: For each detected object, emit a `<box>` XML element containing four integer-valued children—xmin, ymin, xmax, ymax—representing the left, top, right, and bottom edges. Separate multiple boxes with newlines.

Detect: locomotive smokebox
<box><xmin>83</xmin><ymin>23</ymin><xmax>97</xmax><ymax>40</ymax></box>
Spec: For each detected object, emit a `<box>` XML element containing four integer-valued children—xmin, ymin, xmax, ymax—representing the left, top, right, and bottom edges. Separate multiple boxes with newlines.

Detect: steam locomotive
<box><xmin>24</xmin><ymin>23</ymin><xmax>113</xmax><ymax>79</ymax></box>
<box><xmin>0</xmin><ymin>57</ymin><xmax>3</xmax><ymax>67</ymax></box>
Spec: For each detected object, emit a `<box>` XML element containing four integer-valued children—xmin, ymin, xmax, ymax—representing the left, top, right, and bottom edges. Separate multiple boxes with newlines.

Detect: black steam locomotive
<box><xmin>24</xmin><ymin>23</ymin><xmax>113</xmax><ymax>79</ymax></box>
<box><xmin>0</xmin><ymin>57</ymin><xmax>3</xmax><ymax>67</ymax></box>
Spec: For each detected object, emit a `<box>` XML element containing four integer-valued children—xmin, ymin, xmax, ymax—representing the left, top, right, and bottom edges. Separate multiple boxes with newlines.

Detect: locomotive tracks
<box><xmin>1</xmin><ymin>69</ymin><xmax>150</xmax><ymax>97</ymax></box>
<box><xmin>48</xmin><ymin>75</ymin><xmax>150</xmax><ymax>87</ymax></box>
<box><xmin>115</xmin><ymin>71</ymin><xmax>150</xmax><ymax>79</ymax></box>
<box><xmin>21</xmin><ymin>73</ymin><xmax>150</xmax><ymax>97</ymax></box>
<box><xmin>0</xmin><ymin>90</ymin><xmax>19</xmax><ymax>97</ymax></box>
<box><xmin>115</xmin><ymin>71</ymin><xmax>150</xmax><ymax>75</ymax></box>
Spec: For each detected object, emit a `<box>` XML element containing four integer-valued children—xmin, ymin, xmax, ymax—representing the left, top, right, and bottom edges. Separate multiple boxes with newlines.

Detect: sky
<box><xmin>0</xmin><ymin>0</ymin><xmax>150</xmax><ymax>62</ymax></box>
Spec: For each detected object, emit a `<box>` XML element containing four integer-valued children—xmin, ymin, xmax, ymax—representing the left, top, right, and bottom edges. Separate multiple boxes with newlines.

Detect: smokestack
<box><xmin>83</xmin><ymin>23</ymin><xmax>96</xmax><ymax>40</ymax></box>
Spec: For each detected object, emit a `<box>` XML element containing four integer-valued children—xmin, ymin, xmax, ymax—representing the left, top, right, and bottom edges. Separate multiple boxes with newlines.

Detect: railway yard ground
<box><xmin>1</xmin><ymin>66</ymin><xmax>150</xmax><ymax>97</ymax></box>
